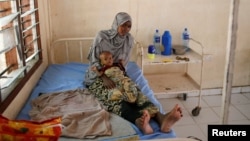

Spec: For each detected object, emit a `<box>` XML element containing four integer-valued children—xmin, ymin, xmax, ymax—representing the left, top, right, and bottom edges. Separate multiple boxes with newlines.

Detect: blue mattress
<box><xmin>16</xmin><ymin>62</ymin><xmax>176</xmax><ymax>140</ymax></box>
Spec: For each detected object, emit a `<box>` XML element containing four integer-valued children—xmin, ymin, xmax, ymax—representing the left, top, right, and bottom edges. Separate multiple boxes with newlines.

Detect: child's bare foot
<box><xmin>160</xmin><ymin>104</ymin><xmax>182</xmax><ymax>132</ymax></box>
<box><xmin>135</xmin><ymin>110</ymin><xmax>153</xmax><ymax>134</ymax></box>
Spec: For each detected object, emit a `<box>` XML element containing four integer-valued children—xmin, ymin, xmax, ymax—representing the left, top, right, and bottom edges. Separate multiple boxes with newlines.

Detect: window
<box><xmin>0</xmin><ymin>0</ymin><xmax>42</xmax><ymax>113</ymax></box>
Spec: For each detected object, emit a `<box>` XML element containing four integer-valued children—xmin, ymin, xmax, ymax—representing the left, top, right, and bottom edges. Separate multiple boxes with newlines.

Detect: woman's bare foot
<box><xmin>135</xmin><ymin>110</ymin><xmax>153</xmax><ymax>134</ymax></box>
<box><xmin>160</xmin><ymin>104</ymin><xmax>183</xmax><ymax>132</ymax></box>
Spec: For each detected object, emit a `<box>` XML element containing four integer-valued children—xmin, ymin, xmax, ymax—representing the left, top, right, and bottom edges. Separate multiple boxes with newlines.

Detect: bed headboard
<box><xmin>50</xmin><ymin>37</ymin><xmax>143</xmax><ymax>68</ymax></box>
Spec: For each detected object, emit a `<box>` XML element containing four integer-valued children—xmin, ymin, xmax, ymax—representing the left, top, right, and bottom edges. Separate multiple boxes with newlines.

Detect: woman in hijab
<box><xmin>84</xmin><ymin>12</ymin><xmax>182</xmax><ymax>135</ymax></box>
<box><xmin>84</xmin><ymin>12</ymin><xmax>134</xmax><ymax>87</ymax></box>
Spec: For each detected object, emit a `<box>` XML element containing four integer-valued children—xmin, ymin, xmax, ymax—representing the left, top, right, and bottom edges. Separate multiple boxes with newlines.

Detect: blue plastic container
<box><xmin>162</xmin><ymin>30</ymin><xmax>172</xmax><ymax>56</ymax></box>
<box><xmin>147</xmin><ymin>45</ymin><xmax>156</xmax><ymax>59</ymax></box>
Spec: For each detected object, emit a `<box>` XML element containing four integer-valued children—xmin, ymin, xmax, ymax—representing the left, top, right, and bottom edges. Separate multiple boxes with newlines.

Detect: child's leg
<box><xmin>121</xmin><ymin>77</ymin><xmax>138</xmax><ymax>103</ymax></box>
<box><xmin>108</xmin><ymin>88</ymin><xmax>123</xmax><ymax>101</ymax></box>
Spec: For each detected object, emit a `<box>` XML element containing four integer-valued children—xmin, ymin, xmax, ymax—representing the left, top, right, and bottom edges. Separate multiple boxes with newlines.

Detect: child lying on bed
<box><xmin>91</xmin><ymin>51</ymin><xmax>141</xmax><ymax>103</ymax></box>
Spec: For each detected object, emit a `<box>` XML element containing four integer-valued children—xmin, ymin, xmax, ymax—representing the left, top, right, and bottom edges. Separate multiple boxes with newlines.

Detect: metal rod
<box><xmin>189</xmin><ymin>38</ymin><xmax>204</xmax><ymax>107</ymax></box>
<box><xmin>221</xmin><ymin>0</ymin><xmax>239</xmax><ymax>124</ymax></box>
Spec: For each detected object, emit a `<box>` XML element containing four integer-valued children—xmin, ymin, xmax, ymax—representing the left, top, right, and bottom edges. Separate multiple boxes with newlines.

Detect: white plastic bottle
<box><xmin>153</xmin><ymin>29</ymin><xmax>161</xmax><ymax>54</ymax></box>
<box><xmin>182</xmin><ymin>28</ymin><xmax>190</xmax><ymax>51</ymax></box>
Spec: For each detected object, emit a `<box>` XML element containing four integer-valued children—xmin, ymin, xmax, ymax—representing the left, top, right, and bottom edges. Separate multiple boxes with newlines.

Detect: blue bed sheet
<box><xmin>16</xmin><ymin>62</ymin><xmax>176</xmax><ymax>140</ymax></box>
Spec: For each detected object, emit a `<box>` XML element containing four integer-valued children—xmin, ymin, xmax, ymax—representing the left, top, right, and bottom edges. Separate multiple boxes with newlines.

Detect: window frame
<box><xmin>0</xmin><ymin>0</ymin><xmax>42</xmax><ymax>113</ymax></box>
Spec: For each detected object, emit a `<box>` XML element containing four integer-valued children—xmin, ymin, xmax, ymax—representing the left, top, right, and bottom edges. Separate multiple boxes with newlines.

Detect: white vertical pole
<box><xmin>220</xmin><ymin>0</ymin><xmax>240</xmax><ymax>124</ymax></box>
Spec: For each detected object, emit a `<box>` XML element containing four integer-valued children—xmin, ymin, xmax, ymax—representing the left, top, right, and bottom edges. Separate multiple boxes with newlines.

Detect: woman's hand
<box><xmin>91</xmin><ymin>66</ymin><xmax>98</xmax><ymax>71</ymax></box>
<box><xmin>100</xmin><ymin>74</ymin><xmax>116</xmax><ymax>89</ymax></box>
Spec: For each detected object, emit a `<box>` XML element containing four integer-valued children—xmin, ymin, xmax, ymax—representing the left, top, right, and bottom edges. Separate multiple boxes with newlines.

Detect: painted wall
<box><xmin>47</xmin><ymin>0</ymin><xmax>250</xmax><ymax>89</ymax></box>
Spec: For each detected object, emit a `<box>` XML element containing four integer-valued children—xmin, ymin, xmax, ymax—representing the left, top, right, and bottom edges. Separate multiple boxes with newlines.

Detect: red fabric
<box><xmin>0</xmin><ymin>115</ymin><xmax>61</xmax><ymax>141</ymax></box>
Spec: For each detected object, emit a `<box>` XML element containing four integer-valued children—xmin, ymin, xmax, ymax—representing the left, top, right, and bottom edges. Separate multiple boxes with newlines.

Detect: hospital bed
<box><xmin>15</xmin><ymin>37</ymin><xmax>178</xmax><ymax>140</ymax></box>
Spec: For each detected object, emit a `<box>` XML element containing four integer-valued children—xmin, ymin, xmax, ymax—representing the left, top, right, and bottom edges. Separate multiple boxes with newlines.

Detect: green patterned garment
<box><xmin>88</xmin><ymin>66</ymin><xmax>159</xmax><ymax>117</ymax></box>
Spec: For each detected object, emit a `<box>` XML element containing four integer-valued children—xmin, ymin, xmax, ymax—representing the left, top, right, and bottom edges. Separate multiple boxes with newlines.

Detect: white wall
<box><xmin>47</xmin><ymin>0</ymin><xmax>250</xmax><ymax>89</ymax></box>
